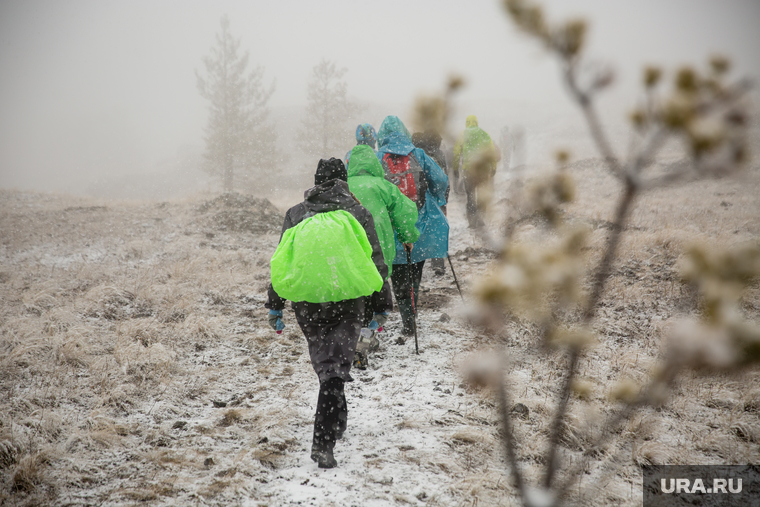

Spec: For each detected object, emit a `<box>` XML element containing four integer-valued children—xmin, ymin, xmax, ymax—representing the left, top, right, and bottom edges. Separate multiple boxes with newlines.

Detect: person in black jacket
<box><xmin>265</xmin><ymin>158</ymin><xmax>388</xmax><ymax>468</ymax></box>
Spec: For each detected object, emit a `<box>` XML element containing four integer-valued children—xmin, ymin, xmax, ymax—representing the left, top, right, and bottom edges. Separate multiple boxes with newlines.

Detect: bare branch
<box><xmin>581</xmin><ymin>181</ymin><xmax>637</xmax><ymax>324</ymax></box>
<box><xmin>553</xmin><ymin>363</ymin><xmax>681</xmax><ymax>500</ymax></box>
<box><xmin>629</xmin><ymin>127</ymin><xmax>668</xmax><ymax>176</ymax></box>
<box><xmin>496</xmin><ymin>366</ymin><xmax>528</xmax><ymax>501</ymax></box>
<box><xmin>563</xmin><ymin>65</ymin><xmax>626</xmax><ymax>181</ymax></box>
<box><xmin>543</xmin><ymin>346</ymin><xmax>579</xmax><ymax>489</ymax></box>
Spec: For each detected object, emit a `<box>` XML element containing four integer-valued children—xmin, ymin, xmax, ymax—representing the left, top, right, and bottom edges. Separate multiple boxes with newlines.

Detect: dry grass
<box><xmin>1</xmin><ymin>169</ymin><xmax>759</xmax><ymax>505</ymax></box>
<box><xmin>0</xmin><ymin>190</ymin><xmax>283</xmax><ymax>504</ymax></box>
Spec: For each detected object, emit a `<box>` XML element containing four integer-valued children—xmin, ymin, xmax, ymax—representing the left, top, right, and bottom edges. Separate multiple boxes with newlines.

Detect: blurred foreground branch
<box><xmin>411</xmin><ymin>1</ymin><xmax>760</xmax><ymax>506</ymax></box>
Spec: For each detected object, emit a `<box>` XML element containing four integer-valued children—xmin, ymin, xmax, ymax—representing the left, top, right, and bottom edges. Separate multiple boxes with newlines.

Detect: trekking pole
<box><xmin>406</xmin><ymin>248</ymin><xmax>419</xmax><ymax>355</ymax></box>
<box><xmin>447</xmin><ymin>254</ymin><xmax>464</xmax><ymax>301</ymax></box>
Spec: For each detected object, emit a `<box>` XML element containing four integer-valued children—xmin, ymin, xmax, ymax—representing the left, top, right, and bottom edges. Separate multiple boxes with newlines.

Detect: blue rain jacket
<box><xmin>376</xmin><ymin>116</ymin><xmax>449</xmax><ymax>264</ymax></box>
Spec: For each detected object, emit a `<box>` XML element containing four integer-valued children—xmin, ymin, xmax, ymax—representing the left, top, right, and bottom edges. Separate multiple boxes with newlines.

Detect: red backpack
<box><xmin>381</xmin><ymin>153</ymin><xmax>427</xmax><ymax>209</ymax></box>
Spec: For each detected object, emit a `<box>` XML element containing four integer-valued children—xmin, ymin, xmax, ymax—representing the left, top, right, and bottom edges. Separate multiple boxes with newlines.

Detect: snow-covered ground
<box><xmin>1</xmin><ymin>160</ymin><xmax>760</xmax><ymax>506</ymax></box>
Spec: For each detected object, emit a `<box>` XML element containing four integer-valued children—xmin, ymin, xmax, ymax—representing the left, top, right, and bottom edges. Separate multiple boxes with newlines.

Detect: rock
<box><xmin>439</xmin><ymin>313</ymin><xmax>451</xmax><ymax>323</ymax></box>
<box><xmin>511</xmin><ymin>403</ymin><xmax>529</xmax><ymax>420</ymax></box>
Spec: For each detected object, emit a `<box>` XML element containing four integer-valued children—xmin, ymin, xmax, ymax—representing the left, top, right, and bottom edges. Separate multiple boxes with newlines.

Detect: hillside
<box><xmin>1</xmin><ymin>160</ymin><xmax>759</xmax><ymax>506</ymax></box>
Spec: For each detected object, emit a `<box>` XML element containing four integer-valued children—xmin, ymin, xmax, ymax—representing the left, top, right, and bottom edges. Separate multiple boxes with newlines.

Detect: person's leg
<box><xmin>464</xmin><ymin>176</ymin><xmax>479</xmax><ymax>228</ymax></box>
<box><xmin>361</xmin><ymin>294</ymin><xmax>374</xmax><ymax>327</ymax></box>
<box><xmin>293</xmin><ymin>300</ymin><xmax>362</xmax><ymax>468</ymax></box>
<box><xmin>364</xmin><ymin>279</ymin><xmax>392</xmax><ymax>328</ymax></box>
<box><xmin>430</xmin><ymin>257</ymin><xmax>445</xmax><ymax>276</ymax></box>
<box><xmin>411</xmin><ymin>260</ymin><xmax>425</xmax><ymax>309</ymax></box>
<box><xmin>371</xmin><ymin>279</ymin><xmax>394</xmax><ymax>317</ymax></box>
<box><xmin>391</xmin><ymin>261</ymin><xmax>425</xmax><ymax>336</ymax></box>
<box><xmin>295</xmin><ymin>302</ymin><xmax>363</xmax><ymax>383</ymax></box>
<box><xmin>391</xmin><ymin>264</ymin><xmax>415</xmax><ymax>336</ymax></box>
<box><xmin>311</xmin><ymin>377</ymin><xmax>344</xmax><ymax>468</ymax></box>
<box><xmin>337</xmin><ymin>387</ymin><xmax>348</xmax><ymax>440</ymax></box>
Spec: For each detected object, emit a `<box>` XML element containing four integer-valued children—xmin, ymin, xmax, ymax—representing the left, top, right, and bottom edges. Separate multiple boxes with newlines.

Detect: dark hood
<box><xmin>303</xmin><ymin>179</ymin><xmax>358</xmax><ymax>213</ymax></box>
<box><xmin>412</xmin><ymin>131</ymin><xmax>443</xmax><ymax>153</ymax></box>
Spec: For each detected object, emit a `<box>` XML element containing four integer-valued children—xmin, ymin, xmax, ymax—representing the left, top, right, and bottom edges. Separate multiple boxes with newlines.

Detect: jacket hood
<box><xmin>466</xmin><ymin>115</ymin><xmax>479</xmax><ymax>128</ymax></box>
<box><xmin>348</xmin><ymin>145</ymin><xmax>385</xmax><ymax>179</ymax></box>
<box><xmin>378</xmin><ymin>132</ymin><xmax>415</xmax><ymax>156</ymax></box>
<box><xmin>314</xmin><ymin>157</ymin><xmax>347</xmax><ymax>185</ymax></box>
<box><xmin>303</xmin><ymin>179</ymin><xmax>357</xmax><ymax>212</ymax></box>
<box><xmin>355</xmin><ymin>123</ymin><xmax>377</xmax><ymax>149</ymax></box>
<box><xmin>377</xmin><ymin>115</ymin><xmax>412</xmax><ymax>147</ymax></box>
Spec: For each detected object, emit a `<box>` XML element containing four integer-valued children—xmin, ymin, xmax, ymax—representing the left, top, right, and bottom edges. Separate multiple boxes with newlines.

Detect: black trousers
<box><xmin>361</xmin><ymin>278</ymin><xmax>393</xmax><ymax>327</ymax></box>
<box><xmin>293</xmin><ymin>298</ymin><xmax>363</xmax><ymax>383</ymax></box>
<box><xmin>390</xmin><ymin>260</ymin><xmax>425</xmax><ymax>306</ymax></box>
<box><xmin>312</xmin><ymin>377</ymin><xmax>346</xmax><ymax>452</ymax></box>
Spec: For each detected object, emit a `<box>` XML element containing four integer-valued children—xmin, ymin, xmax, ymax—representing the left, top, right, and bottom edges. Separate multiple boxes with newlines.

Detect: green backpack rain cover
<box><xmin>270</xmin><ymin>209</ymin><xmax>383</xmax><ymax>303</ymax></box>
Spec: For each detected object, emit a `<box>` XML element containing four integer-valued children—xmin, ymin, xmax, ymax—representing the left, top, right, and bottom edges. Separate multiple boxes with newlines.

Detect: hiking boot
<box><xmin>431</xmin><ymin>258</ymin><xmax>445</xmax><ymax>277</ymax></box>
<box><xmin>353</xmin><ymin>350</ymin><xmax>368</xmax><ymax>370</ymax></box>
<box><xmin>353</xmin><ymin>328</ymin><xmax>374</xmax><ymax>369</ymax></box>
<box><xmin>368</xmin><ymin>333</ymin><xmax>380</xmax><ymax>353</ymax></box>
<box><xmin>310</xmin><ymin>447</ymin><xmax>337</xmax><ymax>469</ymax></box>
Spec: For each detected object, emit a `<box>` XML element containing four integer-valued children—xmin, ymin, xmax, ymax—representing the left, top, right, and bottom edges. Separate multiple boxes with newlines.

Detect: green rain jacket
<box><xmin>347</xmin><ymin>145</ymin><xmax>420</xmax><ymax>277</ymax></box>
<box><xmin>453</xmin><ymin>115</ymin><xmax>498</xmax><ymax>176</ymax></box>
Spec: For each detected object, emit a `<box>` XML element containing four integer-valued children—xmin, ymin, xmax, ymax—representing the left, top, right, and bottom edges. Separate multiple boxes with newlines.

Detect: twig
<box><xmin>496</xmin><ymin>365</ymin><xmax>527</xmax><ymax>502</ymax></box>
<box><xmin>545</xmin><ymin>177</ymin><xmax>637</xmax><ymax>489</ymax></box>
<box><xmin>581</xmin><ymin>180</ymin><xmax>637</xmax><ymax>324</ymax></box>
<box><xmin>553</xmin><ymin>362</ymin><xmax>681</xmax><ymax>500</ymax></box>
<box><xmin>543</xmin><ymin>345</ymin><xmax>578</xmax><ymax>489</ymax></box>
<box><xmin>629</xmin><ymin>127</ymin><xmax>667</xmax><ymax>177</ymax></box>
<box><xmin>563</xmin><ymin>64</ymin><xmax>626</xmax><ymax>181</ymax></box>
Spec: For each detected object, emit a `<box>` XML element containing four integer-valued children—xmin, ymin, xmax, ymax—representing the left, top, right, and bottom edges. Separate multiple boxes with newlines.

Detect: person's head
<box><xmin>412</xmin><ymin>131</ymin><xmax>442</xmax><ymax>153</ymax></box>
<box><xmin>314</xmin><ymin>158</ymin><xmax>347</xmax><ymax>185</ymax></box>
<box><xmin>377</xmin><ymin>115</ymin><xmax>412</xmax><ymax>147</ymax></box>
<box><xmin>466</xmin><ymin>115</ymin><xmax>479</xmax><ymax>128</ymax></box>
<box><xmin>355</xmin><ymin>123</ymin><xmax>377</xmax><ymax>149</ymax></box>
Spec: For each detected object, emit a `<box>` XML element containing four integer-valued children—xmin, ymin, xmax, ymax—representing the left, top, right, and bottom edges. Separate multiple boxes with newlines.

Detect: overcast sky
<box><xmin>1</xmin><ymin>0</ymin><xmax>759</xmax><ymax>196</ymax></box>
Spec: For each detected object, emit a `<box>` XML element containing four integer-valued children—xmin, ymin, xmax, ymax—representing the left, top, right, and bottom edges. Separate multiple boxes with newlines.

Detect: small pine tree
<box><xmin>196</xmin><ymin>15</ymin><xmax>279</xmax><ymax>193</ymax></box>
<box><xmin>299</xmin><ymin>59</ymin><xmax>362</xmax><ymax>159</ymax></box>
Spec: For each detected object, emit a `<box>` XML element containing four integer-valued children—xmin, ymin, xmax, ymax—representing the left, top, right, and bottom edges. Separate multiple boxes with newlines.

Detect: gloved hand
<box><xmin>268</xmin><ymin>310</ymin><xmax>285</xmax><ymax>334</ymax></box>
<box><xmin>368</xmin><ymin>312</ymin><xmax>389</xmax><ymax>332</ymax></box>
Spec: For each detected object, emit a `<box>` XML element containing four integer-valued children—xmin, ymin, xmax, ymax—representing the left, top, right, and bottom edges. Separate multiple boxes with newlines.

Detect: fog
<box><xmin>1</xmin><ymin>0</ymin><xmax>758</xmax><ymax>199</ymax></box>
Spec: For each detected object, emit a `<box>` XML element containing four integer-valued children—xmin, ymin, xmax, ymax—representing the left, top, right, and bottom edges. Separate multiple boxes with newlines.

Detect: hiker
<box><xmin>376</xmin><ymin>115</ymin><xmax>449</xmax><ymax>337</ymax></box>
<box><xmin>264</xmin><ymin>158</ymin><xmax>387</xmax><ymax>469</ymax></box>
<box><xmin>344</xmin><ymin>123</ymin><xmax>377</xmax><ymax>169</ymax></box>
<box><xmin>346</xmin><ymin>144</ymin><xmax>420</xmax><ymax>362</ymax></box>
<box><xmin>412</xmin><ymin>130</ymin><xmax>450</xmax><ymax>277</ymax></box>
<box><xmin>453</xmin><ymin>115</ymin><xmax>499</xmax><ymax>228</ymax></box>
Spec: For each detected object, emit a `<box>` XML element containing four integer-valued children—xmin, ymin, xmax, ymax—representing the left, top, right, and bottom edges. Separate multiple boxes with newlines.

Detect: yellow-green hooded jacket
<box><xmin>453</xmin><ymin>115</ymin><xmax>498</xmax><ymax>175</ymax></box>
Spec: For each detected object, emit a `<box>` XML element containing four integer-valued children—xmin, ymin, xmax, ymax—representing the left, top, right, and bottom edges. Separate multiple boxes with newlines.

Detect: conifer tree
<box><xmin>196</xmin><ymin>15</ymin><xmax>278</xmax><ymax>193</ymax></box>
<box><xmin>299</xmin><ymin>59</ymin><xmax>361</xmax><ymax>159</ymax></box>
